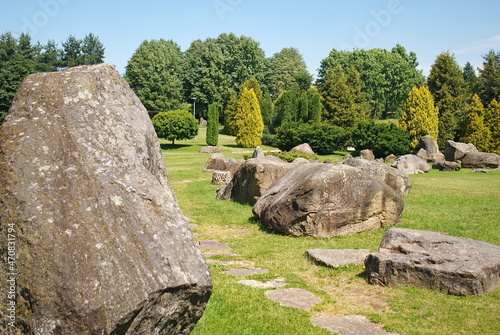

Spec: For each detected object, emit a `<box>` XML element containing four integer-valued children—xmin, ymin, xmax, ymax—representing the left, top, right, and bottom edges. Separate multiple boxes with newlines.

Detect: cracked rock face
<box><xmin>0</xmin><ymin>64</ymin><xmax>212</xmax><ymax>334</ymax></box>
<box><xmin>253</xmin><ymin>164</ymin><xmax>404</xmax><ymax>238</ymax></box>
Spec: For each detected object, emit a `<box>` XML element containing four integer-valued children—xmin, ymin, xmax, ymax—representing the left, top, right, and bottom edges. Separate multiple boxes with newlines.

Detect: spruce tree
<box><xmin>460</xmin><ymin>94</ymin><xmax>491</xmax><ymax>152</ymax></box>
<box><xmin>486</xmin><ymin>98</ymin><xmax>500</xmax><ymax>153</ymax></box>
<box><xmin>478</xmin><ymin>50</ymin><xmax>500</xmax><ymax>105</ymax></box>
<box><xmin>234</xmin><ymin>88</ymin><xmax>264</xmax><ymax>148</ymax></box>
<box><xmin>206</xmin><ymin>103</ymin><xmax>219</xmax><ymax>146</ymax></box>
<box><xmin>399</xmin><ymin>86</ymin><xmax>439</xmax><ymax>148</ymax></box>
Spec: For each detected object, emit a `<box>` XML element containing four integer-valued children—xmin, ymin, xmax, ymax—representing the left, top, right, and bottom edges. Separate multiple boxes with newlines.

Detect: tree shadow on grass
<box><xmin>160</xmin><ymin>143</ymin><xmax>193</xmax><ymax>151</ymax></box>
<box><xmin>248</xmin><ymin>215</ymin><xmax>288</xmax><ymax>236</ymax></box>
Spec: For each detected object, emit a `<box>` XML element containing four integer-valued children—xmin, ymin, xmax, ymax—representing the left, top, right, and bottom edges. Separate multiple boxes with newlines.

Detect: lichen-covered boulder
<box><xmin>444</xmin><ymin>140</ymin><xmax>479</xmax><ymax>161</ymax></box>
<box><xmin>461</xmin><ymin>151</ymin><xmax>500</xmax><ymax>169</ymax></box>
<box><xmin>0</xmin><ymin>64</ymin><xmax>212</xmax><ymax>334</ymax></box>
<box><xmin>253</xmin><ymin>164</ymin><xmax>404</xmax><ymax>238</ymax></box>
<box><xmin>391</xmin><ymin>154</ymin><xmax>431</xmax><ymax>174</ymax></box>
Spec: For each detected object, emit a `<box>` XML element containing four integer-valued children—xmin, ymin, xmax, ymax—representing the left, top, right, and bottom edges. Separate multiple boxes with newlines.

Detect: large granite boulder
<box><xmin>365</xmin><ymin>228</ymin><xmax>500</xmax><ymax>295</ymax></box>
<box><xmin>461</xmin><ymin>151</ymin><xmax>500</xmax><ymax>169</ymax></box>
<box><xmin>253</xmin><ymin>164</ymin><xmax>404</xmax><ymax>238</ymax></box>
<box><xmin>292</xmin><ymin>143</ymin><xmax>315</xmax><ymax>155</ymax></box>
<box><xmin>432</xmin><ymin>160</ymin><xmax>461</xmax><ymax>172</ymax></box>
<box><xmin>391</xmin><ymin>154</ymin><xmax>430</xmax><ymax>174</ymax></box>
<box><xmin>216</xmin><ymin>156</ymin><xmax>293</xmax><ymax>205</ymax></box>
<box><xmin>360</xmin><ymin>149</ymin><xmax>375</xmax><ymax>161</ymax></box>
<box><xmin>204</xmin><ymin>153</ymin><xmax>242</xmax><ymax>173</ymax></box>
<box><xmin>419</xmin><ymin>135</ymin><xmax>440</xmax><ymax>155</ymax></box>
<box><xmin>444</xmin><ymin>140</ymin><xmax>479</xmax><ymax>161</ymax></box>
<box><xmin>342</xmin><ymin>158</ymin><xmax>412</xmax><ymax>196</ymax></box>
<box><xmin>0</xmin><ymin>64</ymin><xmax>212</xmax><ymax>334</ymax></box>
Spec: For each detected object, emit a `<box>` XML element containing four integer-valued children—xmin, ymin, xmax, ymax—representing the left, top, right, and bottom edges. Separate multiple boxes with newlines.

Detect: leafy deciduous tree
<box><xmin>267</xmin><ymin>47</ymin><xmax>310</xmax><ymax>98</ymax></box>
<box><xmin>151</xmin><ymin>110</ymin><xmax>198</xmax><ymax>145</ymax></box>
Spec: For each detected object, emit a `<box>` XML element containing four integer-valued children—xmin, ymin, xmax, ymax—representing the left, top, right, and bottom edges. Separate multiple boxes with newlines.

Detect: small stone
<box><xmin>312</xmin><ymin>315</ymin><xmax>399</xmax><ymax>335</ymax></box>
<box><xmin>205</xmin><ymin>260</ymin><xmax>254</xmax><ymax>267</ymax></box>
<box><xmin>197</xmin><ymin>240</ymin><xmax>231</xmax><ymax>251</ymax></box>
<box><xmin>238</xmin><ymin>278</ymin><xmax>287</xmax><ymax>289</ymax></box>
<box><xmin>200</xmin><ymin>146</ymin><xmax>221</xmax><ymax>153</ymax></box>
<box><xmin>221</xmin><ymin>268</ymin><xmax>269</xmax><ymax>276</ymax></box>
<box><xmin>265</xmin><ymin>288</ymin><xmax>322</xmax><ymax>310</ymax></box>
<box><xmin>307</xmin><ymin>249</ymin><xmax>370</xmax><ymax>268</ymax></box>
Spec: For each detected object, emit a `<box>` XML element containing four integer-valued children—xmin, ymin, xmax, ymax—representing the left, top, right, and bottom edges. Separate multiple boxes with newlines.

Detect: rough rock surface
<box><xmin>419</xmin><ymin>135</ymin><xmax>440</xmax><ymax>155</ymax></box>
<box><xmin>204</xmin><ymin>153</ymin><xmax>242</xmax><ymax>173</ymax></box>
<box><xmin>432</xmin><ymin>160</ymin><xmax>461</xmax><ymax>172</ymax></box>
<box><xmin>307</xmin><ymin>249</ymin><xmax>371</xmax><ymax>268</ymax></box>
<box><xmin>391</xmin><ymin>154</ymin><xmax>431</xmax><ymax>174</ymax></box>
<box><xmin>0</xmin><ymin>64</ymin><xmax>212</xmax><ymax>334</ymax></box>
<box><xmin>461</xmin><ymin>151</ymin><xmax>500</xmax><ymax>169</ymax></box>
<box><xmin>444</xmin><ymin>140</ymin><xmax>479</xmax><ymax>161</ymax></box>
<box><xmin>216</xmin><ymin>156</ymin><xmax>293</xmax><ymax>205</ymax></box>
<box><xmin>342</xmin><ymin>158</ymin><xmax>412</xmax><ymax>196</ymax></box>
<box><xmin>312</xmin><ymin>315</ymin><xmax>399</xmax><ymax>335</ymax></box>
<box><xmin>200</xmin><ymin>145</ymin><xmax>221</xmax><ymax>153</ymax></box>
<box><xmin>265</xmin><ymin>288</ymin><xmax>322</xmax><ymax>310</ymax></box>
<box><xmin>252</xmin><ymin>146</ymin><xmax>265</xmax><ymax>158</ymax></box>
<box><xmin>360</xmin><ymin>149</ymin><xmax>376</xmax><ymax>161</ymax></box>
<box><xmin>253</xmin><ymin>164</ymin><xmax>404</xmax><ymax>238</ymax></box>
<box><xmin>416</xmin><ymin>148</ymin><xmax>429</xmax><ymax>162</ymax></box>
<box><xmin>384</xmin><ymin>154</ymin><xmax>398</xmax><ymax>163</ymax></box>
<box><xmin>365</xmin><ymin>228</ymin><xmax>500</xmax><ymax>295</ymax></box>
<box><xmin>292</xmin><ymin>143</ymin><xmax>315</xmax><ymax>155</ymax></box>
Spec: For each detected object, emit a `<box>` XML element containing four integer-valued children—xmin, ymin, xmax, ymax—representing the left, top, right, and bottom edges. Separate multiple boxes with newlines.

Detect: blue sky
<box><xmin>2</xmin><ymin>0</ymin><xmax>500</xmax><ymax>78</ymax></box>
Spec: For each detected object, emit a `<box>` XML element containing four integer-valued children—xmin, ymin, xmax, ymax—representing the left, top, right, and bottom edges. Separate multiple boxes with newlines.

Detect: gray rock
<box><xmin>472</xmin><ymin>168</ymin><xmax>490</xmax><ymax>173</ymax></box>
<box><xmin>204</xmin><ymin>153</ymin><xmax>242</xmax><ymax>173</ymax></box>
<box><xmin>252</xmin><ymin>146</ymin><xmax>265</xmax><ymax>158</ymax></box>
<box><xmin>238</xmin><ymin>278</ymin><xmax>287</xmax><ymax>289</ymax></box>
<box><xmin>360</xmin><ymin>149</ymin><xmax>376</xmax><ymax>161</ymax></box>
<box><xmin>312</xmin><ymin>315</ymin><xmax>399</xmax><ymax>335</ymax></box>
<box><xmin>265</xmin><ymin>288</ymin><xmax>322</xmax><ymax>310</ymax></box>
<box><xmin>384</xmin><ymin>154</ymin><xmax>398</xmax><ymax>163</ymax></box>
<box><xmin>0</xmin><ymin>64</ymin><xmax>212</xmax><ymax>334</ymax></box>
<box><xmin>216</xmin><ymin>156</ymin><xmax>293</xmax><ymax>205</ymax></box>
<box><xmin>461</xmin><ymin>151</ymin><xmax>500</xmax><ymax>169</ymax></box>
<box><xmin>432</xmin><ymin>160</ymin><xmax>461</xmax><ymax>171</ymax></box>
<box><xmin>428</xmin><ymin>152</ymin><xmax>446</xmax><ymax>162</ymax></box>
<box><xmin>344</xmin><ymin>154</ymin><xmax>354</xmax><ymax>161</ymax></box>
<box><xmin>419</xmin><ymin>135</ymin><xmax>440</xmax><ymax>155</ymax></box>
<box><xmin>211</xmin><ymin>170</ymin><xmax>232</xmax><ymax>185</ymax></box>
<box><xmin>199</xmin><ymin>117</ymin><xmax>207</xmax><ymax>127</ymax></box>
<box><xmin>307</xmin><ymin>249</ymin><xmax>371</xmax><ymax>268</ymax></box>
<box><xmin>292</xmin><ymin>157</ymin><xmax>311</xmax><ymax>164</ymax></box>
<box><xmin>365</xmin><ymin>228</ymin><xmax>500</xmax><ymax>295</ymax></box>
<box><xmin>342</xmin><ymin>158</ymin><xmax>412</xmax><ymax>196</ymax></box>
<box><xmin>444</xmin><ymin>140</ymin><xmax>479</xmax><ymax>161</ymax></box>
<box><xmin>197</xmin><ymin>239</ymin><xmax>231</xmax><ymax>251</ymax></box>
<box><xmin>253</xmin><ymin>164</ymin><xmax>404</xmax><ymax>238</ymax></box>
<box><xmin>293</xmin><ymin>143</ymin><xmax>315</xmax><ymax>155</ymax></box>
<box><xmin>416</xmin><ymin>148</ymin><xmax>429</xmax><ymax>162</ymax></box>
<box><xmin>200</xmin><ymin>145</ymin><xmax>221</xmax><ymax>153</ymax></box>
<box><xmin>391</xmin><ymin>154</ymin><xmax>431</xmax><ymax>174</ymax></box>
<box><xmin>221</xmin><ymin>268</ymin><xmax>269</xmax><ymax>276</ymax></box>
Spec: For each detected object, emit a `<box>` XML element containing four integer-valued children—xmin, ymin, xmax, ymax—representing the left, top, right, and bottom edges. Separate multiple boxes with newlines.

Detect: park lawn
<box><xmin>162</xmin><ymin>128</ymin><xmax>500</xmax><ymax>335</ymax></box>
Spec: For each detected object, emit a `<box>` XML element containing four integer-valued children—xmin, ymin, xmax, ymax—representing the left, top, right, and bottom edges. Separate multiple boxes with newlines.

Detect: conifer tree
<box><xmin>297</xmin><ymin>92</ymin><xmax>309</xmax><ymax>122</ymax></box>
<box><xmin>399</xmin><ymin>86</ymin><xmax>439</xmax><ymax>148</ymax></box>
<box><xmin>478</xmin><ymin>50</ymin><xmax>500</xmax><ymax>105</ymax></box>
<box><xmin>486</xmin><ymin>98</ymin><xmax>500</xmax><ymax>153</ymax></box>
<box><xmin>206</xmin><ymin>103</ymin><xmax>219</xmax><ymax>146</ymax></box>
<box><xmin>234</xmin><ymin>88</ymin><xmax>264</xmax><ymax>148</ymax></box>
<box><xmin>222</xmin><ymin>95</ymin><xmax>239</xmax><ymax>136</ymax></box>
<box><xmin>460</xmin><ymin>94</ymin><xmax>491</xmax><ymax>152</ymax></box>
<box><xmin>308</xmin><ymin>89</ymin><xmax>322</xmax><ymax>123</ymax></box>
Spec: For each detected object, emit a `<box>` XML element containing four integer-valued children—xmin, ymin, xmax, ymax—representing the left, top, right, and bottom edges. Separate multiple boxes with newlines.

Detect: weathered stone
<box><xmin>344</xmin><ymin>154</ymin><xmax>354</xmax><ymax>161</ymax></box>
<box><xmin>211</xmin><ymin>170</ymin><xmax>232</xmax><ymax>185</ymax></box>
<box><xmin>238</xmin><ymin>278</ymin><xmax>287</xmax><ymax>289</ymax></box>
<box><xmin>365</xmin><ymin>228</ymin><xmax>500</xmax><ymax>295</ymax></box>
<box><xmin>206</xmin><ymin>260</ymin><xmax>254</xmax><ymax>266</ymax></box>
<box><xmin>312</xmin><ymin>315</ymin><xmax>399</xmax><ymax>335</ymax></box>
<box><xmin>428</xmin><ymin>152</ymin><xmax>446</xmax><ymax>162</ymax></box>
<box><xmin>293</xmin><ymin>143</ymin><xmax>315</xmax><ymax>155</ymax></box>
<box><xmin>0</xmin><ymin>64</ymin><xmax>211</xmax><ymax>334</ymax></box>
<box><xmin>216</xmin><ymin>156</ymin><xmax>293</xmax><ymax>205</ymax></box>
<box><xmin>461</xmin><ymin>151</ymin><xmax>500</xmax><ymax>169</ymax></box>
<box><xmin>432</xmin><ymin>160</ymin><xmax>461</xmax><ymax>172</ymax></box>
<box><xmin>444</xmin><ymin>140</ymin><xmax>479</xmax><ymax>161</ymax></box>
<box><xmin>199</xmin><ymin>117</ymin><xmax>207</xmax><ymax>127</ymax></box>
<box><xmin>253</xmin><ymin>164</ymin><xmax>404</xmax><ymax>238</ymax></box>
<box><xmin>197</xmin><ymin>239</ymin><xmax>231</xmax><ymax>251</ymax></box>
<box><xmin>252</xmin><ymin>146</ymin><xmax>265</xmax><ymax>158</ymax></box>
<box><xmin>204</xmin><ymin>153</ymin><xmax>242</xmax><ymax>173</ymax></box>
<box><xmin>416</xmin><ymin>148</ymin><xmax>429</xmax><ymax>162</ymax></box>
<box><xmin>360</xmin><ymin>149</ymin><xmax>376</xmax><ymax>160</ymax></box>
<box><xmin>384</xmin><ymin>154</ymin><xmax>398</xmax><ymax>163</ymax></box>
<box><xmin>307</xmin><ymin>249</ymin><xmax>371</xmax><ymax>268</ymax></box>
<box><xmin>200</xmin><ymin>145</ymin><xmax>221</xmax><ymax>153</ymax></box>
<box><xmin>472</xmin><ymin>168</ymin><xmax>490</xmax><ymax>173</ymax></box>
<box><xmin>221</xmin><ymin>268</ymin><xmax>269</xmax><ymax>276</ymax></box>
<box><xmin>342</xmin><ymin>158</ymin><xmax>412</xmax><ymax>196</ymax></box>
<box><xmin>391</xmin><ymin>154</ymin><xmax>430</xmax><ymax>174</ymax></box>
<box><xmin>265</xmin><ymin>288</ymin><xmax>322</xmax><ymax>310</ymax></box>
<box><xmin>292</xmin><ymin>157</ymin><xmax>311</xmax><ymax>164</ymax></box>
<box><xmin>419</xmin><ymin>135</ymin><xmax>440</xmax><ymax>155</ymax></box>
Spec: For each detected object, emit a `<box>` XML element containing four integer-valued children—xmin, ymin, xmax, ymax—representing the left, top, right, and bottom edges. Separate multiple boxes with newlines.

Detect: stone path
<box><xmin>197</xmin><ymin>239</ymin><xmax>394</xmax><ymax>334</ymax></box>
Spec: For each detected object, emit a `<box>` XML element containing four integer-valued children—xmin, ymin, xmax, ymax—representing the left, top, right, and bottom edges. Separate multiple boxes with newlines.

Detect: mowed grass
<box><xmin>162</xmin><ymin>128</ymin><xmax>500</xmax><ymax>335</ymax></box>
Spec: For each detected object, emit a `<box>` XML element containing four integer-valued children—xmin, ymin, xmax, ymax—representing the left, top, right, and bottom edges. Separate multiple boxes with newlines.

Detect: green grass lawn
<box><xmin>162</xmin><ymin>128</ymin><xmax>500</xmax><ymax>335</ymax></box>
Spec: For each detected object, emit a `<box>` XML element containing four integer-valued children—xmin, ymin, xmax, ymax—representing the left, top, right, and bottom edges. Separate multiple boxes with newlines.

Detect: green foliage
<box><xmin>307</xmin><ymin>89</ymin><xmax>322</xmax><ymax>123</ymax></box>
<box><xmin>234</xmin><ymin>88</ymin><xmax>264</xmax><ymax>148</ymax></box>
<box><xmin>222</xmin><ymin>95</ymin><xmax>238</xmax><ymax>136</ymax></box>
<box><xmin>274</xmin><ymin>122</ymin><xmax>350</xmax><ymax>155</ymax></box>
<box><xmin>318</xmin><ymin>46</ymin><xmax>425</xmax><ymax>118</ymax></box>
<box><xmin>206</xmin><ymin>103</ymin><xmax>219</xmax><ymax>146</ymax></box>
<box><xmin>60</xmin><ymin>33</ymin><xmax>105</xmax><ymax>68</ymax></box>
<box><xmin>151</xmin><ymin>109</ymin><xmax>198</xmax><ymax>144</ymax></box>
<box><xmin>399</xmin><ymin>86</ymin><xmax>439</xmax><ymax>148</ymax></box>
<box><xmin>463</xmin><ymin>61</ymin><xmax>479</xmax><ymax>96</ymax></box>
<box><xmin>125</xmin><ymin>39</ymin><xmax>185</xmax><ymax>112</ymax></box>
<box><xmin>272</xmin><ymin>90</ymin><xmax>298</xmax><ymax>129</ymax></box>
<box><xmin>351</xmin><ymin>121</ymin><xmax>411</xmax><ymax>157</ymax></box>
<box><xmin>318</xmin><ymin>64</ymin><xmax>368</xmax><ymax>128</ymax></box>
<box><xmin>486</xmin><ymin>98</ymin><xmax>500</xmax><ymax>153</ymax></box>
<box><xmin>428</xmin><ymin>52</ymin><xmax>467</xmax><ymax>148</ymax></box>
<box><xmin>477</xmin><ymin>50</ymin><xmax>500</xmax><ymax>105</ymax></box>
<box><xmin>260</xmin><ymin>93</ymin><xmax>274</xmax><ymax>127</ymax></box>
<box><xmin>297</xmin><ymin>92</ymin><xmax>309</xmax><ymax>122</ymax></box>
<box><xmin>266</xmin><ymin>149</ymin><xmax>318</xmax><ymax>162</ymax></box>
<box><xmin>267</xmin><ymin>47</ymin><xmax>311</xmax><ymax>98</ymax></box>
<box><xmin>460</xmin><ymin>94</ymin><xmax>491</xmax><ymax>151</ymax></box>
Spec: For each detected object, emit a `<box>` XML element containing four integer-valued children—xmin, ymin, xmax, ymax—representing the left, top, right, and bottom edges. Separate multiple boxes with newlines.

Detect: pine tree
<box><xmin>206</xmin><ymin>103</ymin><xmax>219</xmax><ymax>146</ymax></box>
<box><xmin>486</xmin><ymin>98</ymin><xmax>500</xmax><ymax>153</ymax></box>
<box><xmin>478</xmin><ymin>50</ymin><xmax>500</xmax><ymax>105</ymax></box>
<box><xmin>460</xmin><ymin>94</ymin><xmax>491</xmax><ymax>151</ymax></box>
<box><xmin>234</xmin><ymin>88</ymin><xmax>264</xmax><ymax>148</ymax></box>
<box><xmin>399</xmin><ymin>86</ymin><xmax>439</xmax><ymax>148</ymax></box>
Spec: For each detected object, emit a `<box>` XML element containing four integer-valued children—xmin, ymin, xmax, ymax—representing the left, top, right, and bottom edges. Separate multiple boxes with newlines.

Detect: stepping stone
<box><xmin>221</xmin><ymin>268</ymin><xmax>269</xmax><ymax>276</ymax></box>
<box><xmin>202</xmin><ymin>252</ymin><xmax>241</xmax><ymax>258</ymax></box>
<box><xmin>265</xmin><ymin>288</ymin><xmax>322</xmax><ymax>310</ymax></box>
<box><xmin>238</xmin><ymin>278</ymin><xmax>287</xmax><ymax>289</ymax></box>
<box><xmin>312</xmin><ymin>315</ymin><xmax>399</xmax><ymax>335</ymax></box>
<box><xmin>206</xmin><ymin>260</ymin><xmax>254</xmax><ymax>267</ymax></box>
<box><xmin>307</xmin><ymin>249</ymin><xmax>370</xmax><ymax>268</ymax></box>
<box><xmin>197</xmin><ymin>239</ymin><xmax>231</xmax><ymax>251</ymax></box>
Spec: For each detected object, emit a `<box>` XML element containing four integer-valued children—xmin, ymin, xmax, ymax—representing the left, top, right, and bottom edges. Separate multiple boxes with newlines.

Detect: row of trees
<box><xmin>0</xmin><ymin>31</ymin><xmax>105</xmax><ymax>122</ymax></box>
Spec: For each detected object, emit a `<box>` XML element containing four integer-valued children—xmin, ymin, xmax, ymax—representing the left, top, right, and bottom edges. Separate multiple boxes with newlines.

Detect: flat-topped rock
<box><xmin>265</xmin><ymin>288</ymin><xmax>322</xmax><ymax>310</ymax></box>
<box><xmin>365</xmin><ymin>228</ymin><xmax>500</xmax><ymax>295</ymax></box>
<box><xmin>197</xmin><ymin>239</ymin><xmax>231</xmax><ymax>251</ymax></box>
<box><xmin>221</xmin><ymin>268</ymin><xmax>269</xmax><ymax>276</ymax></box>
<box><xmin>312</xmin><ymin>315</ymin><xmax>399</xmax><ymax>335</ymax></box>
<box><xmin>238</xmin><ymin>278</ymin><xmax>287</xmax><ymax>289</ymax></box>
<box><xmin>308</xmin><ymin>249</ymin><xmax>371</xmax><ymax>268</ymax></box>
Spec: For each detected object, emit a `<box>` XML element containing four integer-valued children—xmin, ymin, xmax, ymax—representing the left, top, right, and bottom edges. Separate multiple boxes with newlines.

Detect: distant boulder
<box><xmin>252</xmin><ymin>146</ymin><xmax>265</xmax><ymax>159</ymax></box>
<box><xmin>461</xmin><ymin>151</ymin><xmax>500</xmax><ymax>169</ymax></box>
<box><xmin>204</xmin><ymin>153</ymin><xmax>242</xmax><ymax>173</ymax></box>
<box><xmin>384</xmin><ymin>154</ymin><xmax>398</xmax><ymax>163</ymax></box>
<box><xmin>200</xmin><ymin>145</ymin><xmax>221</xmax><ymax>153</ymax></box>
<box><xmin>419</xmin><ymin>135</ymin><xmax>440</xmax><ymax>155</ymax></box>
<box><xmin>253</xmin><ymin>164</ymin><xmax>404</xmax><ymax>238</ymax></box>
<box><xmin>432</xmin><ymin>160</ymin><xmax>461</xmax><ymax>172</ymax></box>
<box><xmin>444</xmin><ymin>140</ymin><xmax>479</xmax><ymax>161</ymax></box>
<box><xmin>360</xmin><ymin>149</ymin><xmax>375</xmax><ymax>161</ymax></box>
<box><xmin>391</xmin><ymin>154</ymin><xmax>430</xmax><ymax>174</ymax></box>
<box><xmin>292</xmin><ymin>143</ymin><xmax>315</xmax><ymax>155</ymax></box>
